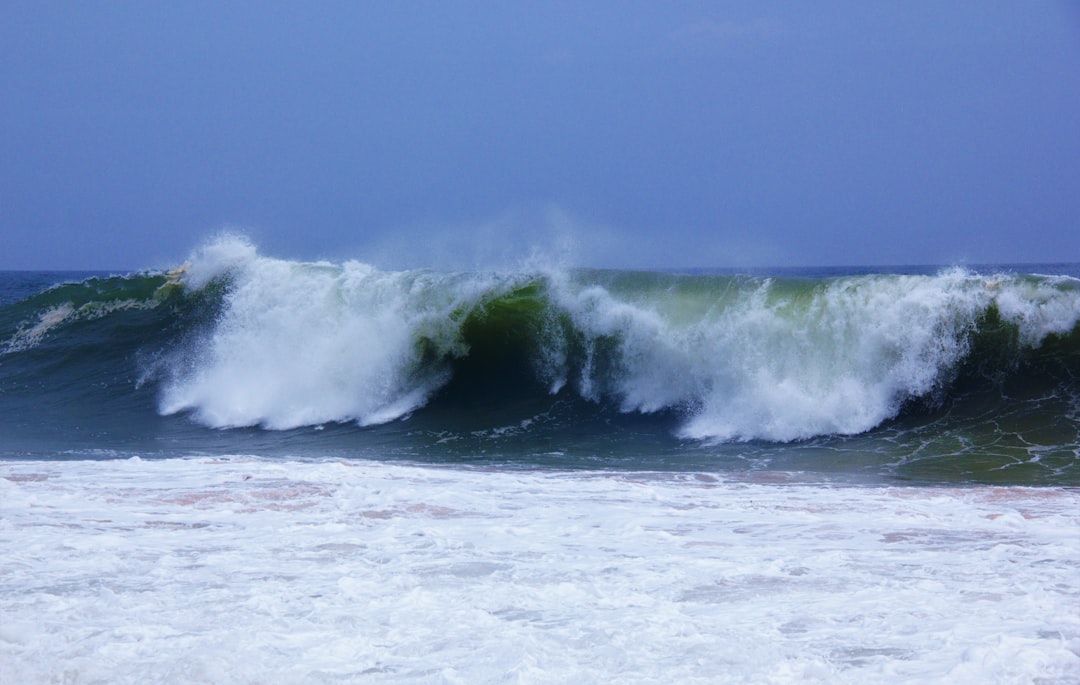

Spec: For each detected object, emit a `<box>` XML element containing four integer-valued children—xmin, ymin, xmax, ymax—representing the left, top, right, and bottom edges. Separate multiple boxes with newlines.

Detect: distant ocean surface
<box><xmin>3</xmin><ymin>237</ymin><xmax>1079</xmax><ymax>682</ymax></box>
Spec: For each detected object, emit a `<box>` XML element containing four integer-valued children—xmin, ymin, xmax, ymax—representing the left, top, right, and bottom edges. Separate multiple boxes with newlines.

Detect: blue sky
<box><xmin>2</xmin><ymin>1</ymin><xmax>1078</xmax><ymax>270</ymax></box>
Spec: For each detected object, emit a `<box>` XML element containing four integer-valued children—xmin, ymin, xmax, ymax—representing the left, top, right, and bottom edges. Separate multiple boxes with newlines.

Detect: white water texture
<box><xmin>2</xmin><ymin>458</ymin><xmax>1078</xmax><ymax>684</ymax></box>
<box><xmin>160</xmin><ymin>237</ymin><xmax>1080</xmax><ymax>440</ymax></box>
<box><xmin>160</xmin><ymin>237</ymin><xmax>521</xmax><ymax>429</ymax></box>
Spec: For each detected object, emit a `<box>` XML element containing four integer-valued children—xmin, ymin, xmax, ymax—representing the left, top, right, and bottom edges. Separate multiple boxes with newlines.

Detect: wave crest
<box><xmin>12</xmin><ymin>238</ymin><xmax>1075</xmax><ymax>443</ymax></box>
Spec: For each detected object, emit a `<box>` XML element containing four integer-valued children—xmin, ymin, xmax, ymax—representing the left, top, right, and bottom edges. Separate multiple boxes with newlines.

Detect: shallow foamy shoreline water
<box><xmin>2</xmin><ymin>457</ymin><xmax>1079</xmax><ymax>684</ymax></box>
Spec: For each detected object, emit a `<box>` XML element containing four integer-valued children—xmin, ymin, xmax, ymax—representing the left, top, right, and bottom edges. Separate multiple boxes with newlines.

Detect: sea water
<box><xmin>2</xmin><ymin>236</ymin><xmax>1079</xmax><ymax>682</ymax></box>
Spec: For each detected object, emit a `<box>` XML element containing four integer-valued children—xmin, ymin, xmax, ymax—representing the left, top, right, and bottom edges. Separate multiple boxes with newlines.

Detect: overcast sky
<box><xmin>2</xmin><ymin>1</ymin><xmax>1078</xmax><ymax>270</ymax></box>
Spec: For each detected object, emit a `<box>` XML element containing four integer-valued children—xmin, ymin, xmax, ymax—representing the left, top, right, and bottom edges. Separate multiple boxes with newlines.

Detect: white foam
<box><xmin>2</xmin><ymin>458</ymin><xmax>1078</xmax><ymax>683</ymax></box>
<box><xmin>3</xmin><ymin>297</ymin><xmax>162</xmax><ymax>355</ymax></box>
<box><xmin>3</xmin><ymin>302</ymin><xmax>75</xmax><ymax>353</ymax></box>
<box><xmin>552</xmin><ymin>269</ymin><xmax>1080</xmax><ymax>442</ymax></box>
<box><xmin>160</xmin><ymin>239</ymin><xmax>1080</xmax><ymax>440</ymax></box>
<box><xmin>990</xmin><ymin>274</ymin><xmax>1080</xmax><ymax>344</ymax></box>
<box><xmin>679</xmin><ymin>271</ymin><xmax>988</xmax><ymax>441</ymax></box>
<box><xmin>160</xmin><ymin>237</ymin><xmax>516</xmax><ymax>429</ymax></box>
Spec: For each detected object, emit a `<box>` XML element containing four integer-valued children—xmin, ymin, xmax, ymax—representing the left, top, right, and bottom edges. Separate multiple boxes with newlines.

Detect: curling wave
<box><xmin>2</xmin><ymin>236</ymin><xmax>1079</xmax><ymax>444</ymax></box>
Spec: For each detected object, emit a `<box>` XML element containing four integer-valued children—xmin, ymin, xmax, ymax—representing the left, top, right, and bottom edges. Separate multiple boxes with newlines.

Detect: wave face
<box><xmin>2</xmin><ymin>237</ymin><xmax>1079</xmax><ymax>481</ymax></box>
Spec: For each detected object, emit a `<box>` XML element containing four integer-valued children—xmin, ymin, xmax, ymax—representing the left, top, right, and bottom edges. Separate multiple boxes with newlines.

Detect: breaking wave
<box><xmin>3</xmin><ymin>236</ymin><xmax>1079</xmax><ymax>444</ymax></box>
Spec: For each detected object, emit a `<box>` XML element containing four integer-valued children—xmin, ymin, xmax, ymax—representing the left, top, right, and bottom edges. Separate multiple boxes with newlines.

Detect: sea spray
<box><xmin>145</xmin><ymin>238</ymin><xmax>1080</xmax><ymax>442</ymax></box>
<box><xmin>158</xmin><ymin>237</ymin><xmax>524</xmax><ymax>428</ymax></box>
<box><xmin>2</xmin><ymin>239</ymin><xmax>1077</xmax><ymax>465</ymax></box>
<box><xmin>667</xmin><ymin>270</ymin><xmax>991</xmax><ymax>442</ymax></box>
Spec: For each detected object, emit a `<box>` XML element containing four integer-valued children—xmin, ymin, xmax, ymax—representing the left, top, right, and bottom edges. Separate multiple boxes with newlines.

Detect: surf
<box><xmin>1</xmin><ymin>236</ymin><xmax>1078</xmax><ymax>454</ymax></box>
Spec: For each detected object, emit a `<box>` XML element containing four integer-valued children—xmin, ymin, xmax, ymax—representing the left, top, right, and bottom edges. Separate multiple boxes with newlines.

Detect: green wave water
<box><xmin>1</xmin><ymin>239</ymin><xmax>1078</xmax><ymax>484</ymax></box>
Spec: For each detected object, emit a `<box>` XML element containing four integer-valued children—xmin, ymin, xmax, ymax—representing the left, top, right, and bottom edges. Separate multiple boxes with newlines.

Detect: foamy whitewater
<box><xmin>2</xmin><ymin>237</ymin><xmax>1079</xmax><ymax>683</ymax></box>
<box><xmin>3</xmin><ymin>458</ymin><xmax>1079</xmax><ymax>684</ymax></box>
<box><xmin>151</xmin><ymin>237</ymin><xmax>1079</xmax><ymax>445</ymax></box>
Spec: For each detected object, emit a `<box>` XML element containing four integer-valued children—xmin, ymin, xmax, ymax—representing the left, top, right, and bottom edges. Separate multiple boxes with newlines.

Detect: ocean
<box><xmin>2</xmin><ymin>236</ymin><xmax>1079</xmax><ymax>683</ymax></box>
